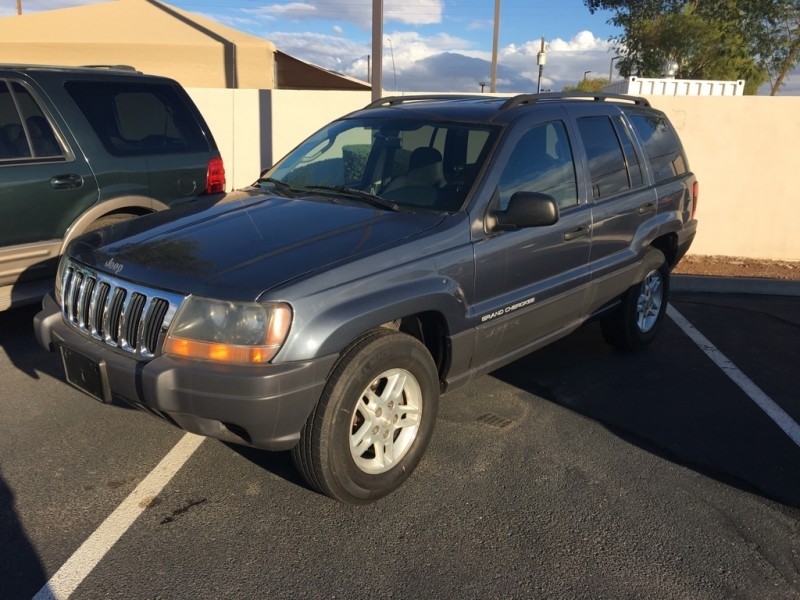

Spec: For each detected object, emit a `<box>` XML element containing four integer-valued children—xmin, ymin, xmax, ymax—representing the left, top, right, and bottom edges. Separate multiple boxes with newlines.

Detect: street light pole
<box><xmin>583</xmin><ymin>70</ymin><xmax>591</xmax><ymax>81</ymax></box>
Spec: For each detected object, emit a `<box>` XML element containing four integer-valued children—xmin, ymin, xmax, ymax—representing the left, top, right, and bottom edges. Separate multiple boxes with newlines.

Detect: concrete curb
<box><xmin>672</xmin><ymin>275</ymin><xmax>800</xmax><ymax>296</ymax></box>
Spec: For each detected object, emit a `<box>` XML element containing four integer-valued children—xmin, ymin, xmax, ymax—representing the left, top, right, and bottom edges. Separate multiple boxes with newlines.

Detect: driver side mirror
<box><xmin>493</xmin><ymin>191</ymin><xmax>559</xmax><ymax>230</ymax></box>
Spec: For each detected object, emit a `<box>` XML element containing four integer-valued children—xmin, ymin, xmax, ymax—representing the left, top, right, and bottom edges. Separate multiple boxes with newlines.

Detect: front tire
<box><xmin>292</xmin><ymin>329</ymin><xmax>439</xmax><ymax>504</ymax></box>
<box><xmin>601</xmin><ymin>249</ymin><xmax>669</xmax><ymax>352</ymax></box>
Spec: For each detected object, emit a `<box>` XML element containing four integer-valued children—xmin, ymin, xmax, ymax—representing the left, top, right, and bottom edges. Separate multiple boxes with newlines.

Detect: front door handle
<box><xmin>50</xmin><ymin>174</ymin><xmax>84</xmax><ymax>190</ymax></box>
<box><xmin>563</xmin><ymin>226</ymin><xmax>590</xmax><ymax>241</ymax></box>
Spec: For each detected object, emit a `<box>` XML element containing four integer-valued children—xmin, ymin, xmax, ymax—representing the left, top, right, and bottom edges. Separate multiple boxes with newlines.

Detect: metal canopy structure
<box><xmin>0</xmin><ymin>0</ymin><xmax>370</xmax><ymax>91</ymax></box>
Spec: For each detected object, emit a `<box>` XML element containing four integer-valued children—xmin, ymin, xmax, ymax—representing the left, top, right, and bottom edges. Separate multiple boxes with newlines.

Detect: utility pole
<box><xmin>536</xmin><ymin>36</ymin><xmax>546</xmax><ymax>93</ymax></box>
<box><xmin>17</xmin><ymin>0</ymin><xmax>22</xmax><ymax>15</ymax></box>
<box><xmin>371</xmin><ymin>0</ymin><xmax>382</xmax><ymax>101</ymax></box>
<box><xmin>490</xmin><ymin>0</ymin><xmax>500</xmax><ymax>93</ymax></box>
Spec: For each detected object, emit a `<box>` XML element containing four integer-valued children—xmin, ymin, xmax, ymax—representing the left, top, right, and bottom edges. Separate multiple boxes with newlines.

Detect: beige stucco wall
<box><xmin>187</xmin><ymin>90</ymin><xmax>800</xmax><ymax>261</ymax></box>
<box><xmin>188</xmin><ymin>88</ymin><xmax>370</xmax><ymax>189</ymax></box>
<box><xmin>267</xmin><ymin>90</ymin><xmax>373</xmax><ymax>163</ymax></box>
<box><xmin>649</xmin><ymin>96</ymin><xmax>800</xmax><ymax>261</ymax></box>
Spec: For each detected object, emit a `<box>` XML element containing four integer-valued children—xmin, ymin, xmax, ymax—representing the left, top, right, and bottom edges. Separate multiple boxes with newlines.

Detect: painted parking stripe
<box><xmin>33</xmin><ymin>433</ymin><xmax>205</xmax><ymax>600</ymax></box>
<box><xmin>667</xmin><ymin>304</ymin><xmax>800</xmax><ymax>448</ymax></box>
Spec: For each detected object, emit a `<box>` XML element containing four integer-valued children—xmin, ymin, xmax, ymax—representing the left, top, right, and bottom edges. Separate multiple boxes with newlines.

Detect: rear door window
<box><xmin>65</xmin><ymin>81</ymin><xmax>210</xmax><ymax>156</ymax></box>
<box><xmin>628</xmin><ymin>114</ymin><xmax>688</xmax><ymax>183</ymax></box>
<box><xmin>576</xmin><ymin>116</ymin><xmax>630</xmax><ymax>200</ymax></box>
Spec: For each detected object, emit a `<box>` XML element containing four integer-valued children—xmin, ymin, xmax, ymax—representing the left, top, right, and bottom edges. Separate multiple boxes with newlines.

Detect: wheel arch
<box><xmin>384</xmin><ymin>311</ymin><xmax>451</xmax><ymax>383</ymax></box>
<box><xmin>276</xmin><ymin>278</ymin><xmax>464</xmax><ymax>386</ymax></box>
<box><xmin>60</xmin><ymin>195</ymin><xmax>169</xmax><ymax>252</ymax></box>
<box><xmin>650</xmin><ymin>232</ymin><xmax>679</xmax><ymax>269</ymax></box>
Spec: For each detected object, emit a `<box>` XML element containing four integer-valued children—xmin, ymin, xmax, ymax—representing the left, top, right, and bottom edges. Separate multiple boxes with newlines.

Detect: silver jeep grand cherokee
<box><xmin>36</xmin><ymin>93</ymin><xmax>698</xmax><ymax>504</ymax></box>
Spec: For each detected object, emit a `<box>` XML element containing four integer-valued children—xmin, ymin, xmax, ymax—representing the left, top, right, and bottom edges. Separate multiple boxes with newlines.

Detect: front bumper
<box><xmin>35</xmin><ymin>293</ymin><xmax>338</xmax><ymax>451</ymax></box>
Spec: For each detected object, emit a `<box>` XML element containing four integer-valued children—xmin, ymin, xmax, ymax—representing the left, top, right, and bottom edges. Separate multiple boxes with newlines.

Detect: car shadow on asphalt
<box><xmin>0</xmin><ymin>304</ymin><xmax>61</xmax><ymax>381</ymax></box>
<box><xmin>0</xmin><ymin>471</ymin><xmax>47</xmax><ymax>599</ymax></box>
<box><xmin>223</xmin><ymin>445</ymin><xmax>315</xmax><ymax>493</ymax></box>
<box><xmin>490</xmin><ymin>319</ymin><xmax>800</xmax><ymax>511</ymax></box>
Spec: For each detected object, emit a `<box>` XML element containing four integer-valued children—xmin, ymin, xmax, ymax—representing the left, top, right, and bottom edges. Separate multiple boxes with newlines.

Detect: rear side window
<box><xmin>0</xmin><ymin>80</ymin><xmax>64</xmax><ymax>161</ymax></box>
<box><xmin>628</xmin><ymin>114</ymin><xmax>688</xmax><ymax>183</ymax></box>
<box><xmin>613</xmin><ymin>116</ymin><xmax>643</xmax><ymax>188</ymax></box>
<box><xmin>576</xmin><ymin>116</ymin><xmax>630</xmax><ymax>200</ymax></box>
<box><xmin>65</xmin><ymin>81</ymin><xmax>210</xmax><ymax>156</ymax></box>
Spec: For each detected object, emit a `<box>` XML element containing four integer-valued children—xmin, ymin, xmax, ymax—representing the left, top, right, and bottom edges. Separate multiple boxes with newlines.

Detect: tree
<box><xmin>586</xmin><ymin>0</ymin><xmax>799</xmax><ymax>94</ymax></box>
<box><xmin>724</xmin><ymin>0</ymin><xmax>800</xmax><ymax>95</ymax></box>
<box><xmin>563</xmin><ymin>77</ymin><xmax>610</xmax><ymax>92</ymax></box>
<box><xmin>636</xmin><ymin>9</ymin><xmax>766</xmax><ymax>93</ymax></box>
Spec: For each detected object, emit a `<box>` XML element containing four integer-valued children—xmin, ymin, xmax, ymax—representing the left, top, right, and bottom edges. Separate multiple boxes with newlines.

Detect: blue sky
<box><xmin>178</xmin><ymin>0</ymin><xmax>624</xmax><ymax>92</ymax></box>
<box><xmin>4</xmin><ymin>0</ymin><xmax>797</xmax><ymax>93</ymax></box>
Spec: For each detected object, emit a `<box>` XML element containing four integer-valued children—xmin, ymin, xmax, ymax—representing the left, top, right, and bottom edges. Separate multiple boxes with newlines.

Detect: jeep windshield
<box><xmin>262</xmin><ymin>117</ymin><xmax>500</xmax><ymax>213</ymax></box>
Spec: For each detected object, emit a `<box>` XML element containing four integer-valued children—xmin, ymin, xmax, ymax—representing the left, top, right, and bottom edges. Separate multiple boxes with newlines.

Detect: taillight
<box><xmin>691</xmin><ymin>181</ymin><xmax>699</xmax><ymax>218</ymax></box>
<box><xmin>205</xmin><ymin>157</ymin><xmax>226</xmax><ymax>193</ymax></box>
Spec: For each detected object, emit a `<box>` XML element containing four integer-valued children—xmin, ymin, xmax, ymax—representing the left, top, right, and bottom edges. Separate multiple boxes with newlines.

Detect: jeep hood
<box><xmin>68</xmin><ymin>193</ymin><xmax>446</xmax><ymax>301</ymax></box>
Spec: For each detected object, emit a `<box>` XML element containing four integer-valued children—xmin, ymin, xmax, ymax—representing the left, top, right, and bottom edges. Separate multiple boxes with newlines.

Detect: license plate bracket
<box><xmin>59</xmin><ymin>345</ymin><xmax>111</xmax><ymax>403</ymax></box>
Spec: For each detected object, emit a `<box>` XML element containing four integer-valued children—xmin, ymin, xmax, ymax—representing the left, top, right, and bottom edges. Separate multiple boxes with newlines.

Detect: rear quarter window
<box><xmin>628</xmin><ymin>113</ymin><xmax>688</xmax><ymax>183</ymax></box>
<box><xmin>65</xmin><ymin>80</ymin><xmax>210</xmax><ymax>157</ymax></box>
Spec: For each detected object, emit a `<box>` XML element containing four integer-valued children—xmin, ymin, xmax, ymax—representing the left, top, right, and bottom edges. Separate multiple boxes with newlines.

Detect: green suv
<box><xmin>0</xmin><ymin>64</ymin><xmax>225</xmax><ymax>311</ymax></box>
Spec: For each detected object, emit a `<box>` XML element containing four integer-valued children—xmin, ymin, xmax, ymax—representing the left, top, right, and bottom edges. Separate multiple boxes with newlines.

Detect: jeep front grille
<box><xmin>60</xmin><ymin>260</ymin><xmax>185</xmax><ymax>358</ymax></box>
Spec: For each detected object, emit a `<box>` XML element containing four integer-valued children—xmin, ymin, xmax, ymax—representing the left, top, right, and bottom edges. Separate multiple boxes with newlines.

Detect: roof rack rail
<box><xmin>80</xmin><ymin>65</ymin><xmax>141</xmax><ymax>73</ymax></box>
<box><xmin>365</xmin><ymin>94</ymin><xmax>484</xmax><ymax>109</ymax></box>
<box><xmin>499</xmin><ymin>92</ymin><xmax>650</xmax><ymax>111</ymax></box>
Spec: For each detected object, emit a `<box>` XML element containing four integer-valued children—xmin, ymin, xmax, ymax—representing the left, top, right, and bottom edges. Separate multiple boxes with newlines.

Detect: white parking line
<box><xmin>33</xmin><ymin>433</ymin><xmax>205</xmax><ymax>600</ymax></box>
<box><xmin>667</xmin><ymin>304</ymin><xmax>800</xmax><ymax>448</ymax></box>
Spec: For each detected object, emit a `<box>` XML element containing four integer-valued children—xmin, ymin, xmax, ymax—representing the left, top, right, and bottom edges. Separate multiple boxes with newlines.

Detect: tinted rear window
<box><xmin>628</xmin><ymin>114</ymin><xmax>688</xmax><ymax>183</ymax></box>
<box><xmin>65</xmin><ymin>81</ymin><xmax>210</xmax><ymax>156</ymax></box>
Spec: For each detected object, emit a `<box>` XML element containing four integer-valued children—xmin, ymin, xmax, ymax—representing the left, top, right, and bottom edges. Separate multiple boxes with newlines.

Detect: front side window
<box><xmin>267</xmin><ymin>118</ymin><xmax>499</xmax><ymax>212</ymax></box>
<box><xmin>497</xmin><ymin>120</ymin><xmax>579</xmax><ymax>210</ymax></box>
<box><xmin>628</xmin><ymin>114</ymin><xmax>688</xmax><ymax>183</ymax></box>
<box><xmin>65</xmin><ymin>81</ymin><xmax>210</xmax><ymax>156</ymax></box>
<box><xmin>577</xmin><ymin>116</ymin><xmax>630</xmax><ymax>200</ymax></box>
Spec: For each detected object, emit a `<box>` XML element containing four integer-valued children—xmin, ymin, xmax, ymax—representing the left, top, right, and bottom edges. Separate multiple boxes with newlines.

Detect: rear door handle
<box><xmin>50</xmin><ymin>174</ymin><xmax>84</xmax><ymax>190</ymax></box>
<box><xmin>563</xmin><ymin>226</ymin><xmax>590</xmax><ymax>241</ymax></box>
<box><xmin>637</xmin><ymin>202</ymin><xmax>656</xmax><ymax>215</ymax></box>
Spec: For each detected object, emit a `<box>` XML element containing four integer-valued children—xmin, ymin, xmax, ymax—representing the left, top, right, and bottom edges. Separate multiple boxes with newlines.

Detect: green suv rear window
<box><xmin>65</xmin><ymin>80</ymin><xmax>210</xmax><ymax>157</ymax></box>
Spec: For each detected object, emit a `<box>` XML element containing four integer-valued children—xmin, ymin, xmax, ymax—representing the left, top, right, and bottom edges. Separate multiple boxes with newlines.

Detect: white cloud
<box><xmin>268</xmin><ymin>29</ymin><xmax>621</xmax><ymax>93</ymax></box>
<box><xmin>246</xmin><ymin>0</ymin><xmax>443</xmax><ymax>29</ymax></box>
<box><xmin>332</xmin><ymin>25</ymin><xmax>343</xmax><ymax>35</ymax></box>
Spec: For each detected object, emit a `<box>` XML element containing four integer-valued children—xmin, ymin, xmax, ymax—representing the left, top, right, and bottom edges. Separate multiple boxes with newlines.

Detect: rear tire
<box><xmin>601</xmin><ymin>249</ymin><xmax>669</xmax><ymax>352</ymax></box>
<box><xmin>292</xmin><ymin>329</ymin><xmax>439</xmax><ymax>504</ymax></box>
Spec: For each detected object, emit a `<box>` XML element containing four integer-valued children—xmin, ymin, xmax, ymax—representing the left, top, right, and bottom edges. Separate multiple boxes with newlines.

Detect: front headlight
<box><xmin>163</xmin><ymin>297</ymin><xmax>292</xmax><ymax>365</ymax></box>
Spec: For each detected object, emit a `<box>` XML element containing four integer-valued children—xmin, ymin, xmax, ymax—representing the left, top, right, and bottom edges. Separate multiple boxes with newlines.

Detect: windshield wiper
<box><xmin>256</xmin><ymin>177</ymin><xmax>299</xmax><ymax>196</ymax></box>
<box><xmin>301</xmin><ymin>185</ymin><xmax>401</xmax><ymax>212</ymax></box>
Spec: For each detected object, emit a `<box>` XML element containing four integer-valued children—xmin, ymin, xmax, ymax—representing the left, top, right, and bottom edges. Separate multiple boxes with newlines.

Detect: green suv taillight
<box><xmin>206</xmin><ymin>157</ymin><xmax>226</xmax><ymax>193</ymax></box>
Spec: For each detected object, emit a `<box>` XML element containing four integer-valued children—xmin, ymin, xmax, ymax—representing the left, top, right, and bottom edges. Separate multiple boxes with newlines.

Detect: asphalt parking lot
<box><xmin>2</xmin><ymin>285</ymin><xmax>799</xmax><ymax>599</ymax></box>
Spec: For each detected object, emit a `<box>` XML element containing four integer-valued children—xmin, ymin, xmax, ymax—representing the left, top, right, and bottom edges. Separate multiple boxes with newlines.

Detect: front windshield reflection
<box><xmin>264</xmin><ymin>118</ymin><xmax>499</xmax><ymax>213</ymax></box>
